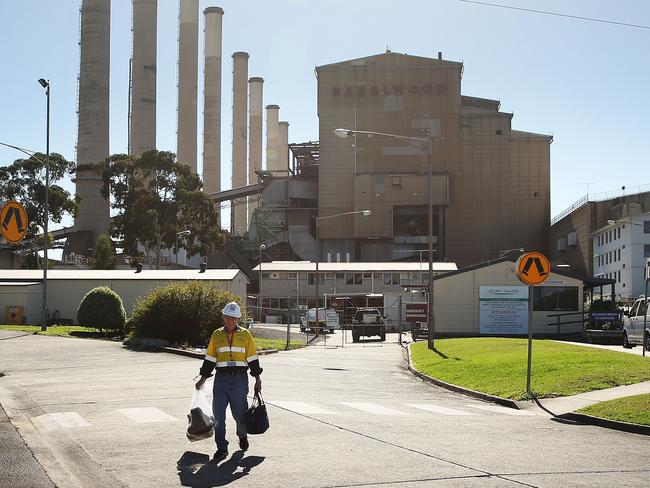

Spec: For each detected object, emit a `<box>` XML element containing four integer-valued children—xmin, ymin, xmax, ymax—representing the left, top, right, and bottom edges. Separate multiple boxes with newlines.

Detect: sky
<box><xmin>1</xmin><ymin>0</ymin><xmax>649</xmax><ymax>233</ymax></box>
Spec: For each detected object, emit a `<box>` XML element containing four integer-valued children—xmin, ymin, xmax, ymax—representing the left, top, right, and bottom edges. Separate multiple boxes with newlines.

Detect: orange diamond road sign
<box><xmin>0</xmin><ymin>200</ymin><xmax>28</xmax><ymax>243</ymax></box>
<box><xmin>516</xmin><ymin>252</ymin><xmax>551</xmax><ymax>286</ymax></box>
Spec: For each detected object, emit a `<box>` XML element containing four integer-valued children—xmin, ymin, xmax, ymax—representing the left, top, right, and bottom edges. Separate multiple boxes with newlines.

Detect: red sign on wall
<box><xmin>405</xmin><ymin>303</ymin><xmax>428</xmax><ymax>323</ymax></box>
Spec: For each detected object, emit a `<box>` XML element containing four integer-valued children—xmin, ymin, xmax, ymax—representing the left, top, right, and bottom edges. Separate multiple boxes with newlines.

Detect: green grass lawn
<box><xmin>577</xmin><ymin>394</ymin><xmax>650</xmax><ymax>426</ymax></box>
<box><xmin>253</xmin><ymin>337</ymin><xmax>304</xmax><ymax>351</ymax></box>
<box><xmin>410</xmin><ymin>338</ymin><xmax>650</xmax><ymax>401</ymax></box>
<box><xmin>0</xmin><ymin>324</ymin><xmax>107</xmax><ymax>337</ymax></box>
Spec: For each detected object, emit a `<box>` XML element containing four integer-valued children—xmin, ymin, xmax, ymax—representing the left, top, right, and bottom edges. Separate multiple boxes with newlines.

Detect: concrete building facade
<box><xmin>177</xmin><ymin>0</ymin><xmax>199</xmax><ymax>172</ymax></box>
<box><xmin>316</xmin><ymin>51</ymin><xmax>551</xmax><ymax>268</ymax></box>
<box><xmin>549</xmin><ymin>190</ymin><xmax>650</xmax><ymax>295</ymax></box>
<box><xmin>0</xmin><ymin>269</ymin><xmax>248</xmax><ymax>325</ymax></box>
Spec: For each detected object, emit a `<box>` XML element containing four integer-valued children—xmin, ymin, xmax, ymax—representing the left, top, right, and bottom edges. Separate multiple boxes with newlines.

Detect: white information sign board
<box><xmin>479</xmin><ymin>286</ymin><xmax>529</xmax><ymax>335</ymax></box>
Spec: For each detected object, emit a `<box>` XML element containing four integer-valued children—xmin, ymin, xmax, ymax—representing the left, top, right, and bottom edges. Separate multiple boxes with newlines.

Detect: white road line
<box><xmin>272</xmin><ymin>401</ymin><xmax>338</xmax><ymax>415</ymax></box>
<box><xmin>406</xmin><ymin>404</ymin><xmax>478</xmax><ymax>416</ymax></box>
<box><xmin>117</xmin><ymin>407</ymin><xmax>179</xmax><ymax>423</ymax></box>
<box><xmin>465</xmin><ymin>404</ymin><xmax>537</xmax><ymax>416</ymax></box>
<box><xmin>340</xmin><ymin>402</ymin><xmax>407</xmax><ymax>415</ymax></box>
<box><xmin>31</xmin><ymin>412</ymin><xmax>90</xmax><ymax>430</ymax></box>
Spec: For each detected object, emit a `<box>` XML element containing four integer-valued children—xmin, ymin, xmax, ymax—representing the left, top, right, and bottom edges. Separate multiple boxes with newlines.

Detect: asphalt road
<box><xmin>0</xmin><ymin>329</ymin><xmax>649</xmax><ymax>488</ymax></box>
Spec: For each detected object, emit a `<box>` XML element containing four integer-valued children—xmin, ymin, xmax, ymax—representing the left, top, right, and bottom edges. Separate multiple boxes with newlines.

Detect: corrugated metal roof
<box><xmin>0</xmin><ymin>269</ymin><xmax>244</xmax><ymax>281</ymax></box>
<box><xmin>252</xmin><ymin>261</ymin><xmax>457</xmax><ymax>272</ymax></box>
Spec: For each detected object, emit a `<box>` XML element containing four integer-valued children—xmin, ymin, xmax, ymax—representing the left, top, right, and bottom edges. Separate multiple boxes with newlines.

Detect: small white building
<box><xmin>592</xmin><ymin>213</ymin><xmax>650</xmax><ymax>299</ymax></box>
<box><xmin>0</xmin><ymin>269</ymin><xmax>248</xmax><ymax>325</ymax></box>
<box><xmin>432</xmin><ymin>258</ymin><xmax>584</xmax><ymax>336</ymax></box>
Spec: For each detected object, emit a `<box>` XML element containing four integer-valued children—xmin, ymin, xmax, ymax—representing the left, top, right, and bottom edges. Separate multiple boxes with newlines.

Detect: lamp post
<box><xmin>334</xmin><ymin>127</ymin><xmax>438</xmax><ymax>349</ymax></box>
<box><xmin>315</xmin><ymin>209</ymin><xmax>371</xmax><ymax>337</ymax></box>
<box><xmin>38</xmin><ymin>79</ymin><xmax>50</xmax><ymax>331</ymax></box>
<box><xmin>175</xmin><ymin>229</ymin><xmax>191</xmax><ymax>269</ymax></box>
<box><xmin>498</xmin><ymin>248</ymin><xmax>525</xmax><ymax>258</ymax></box>
<box><xmin>259</xmin><ymin>243</ymin><xmax>266</xmax><ymax>323</ymax></box>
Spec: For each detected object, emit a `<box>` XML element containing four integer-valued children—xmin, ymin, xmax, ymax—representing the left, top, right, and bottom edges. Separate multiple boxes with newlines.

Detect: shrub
<box><xmin>77</xmin><ymin>286</ymin><xmax>127</xmax><ymax>333</ymax></box>
<box><xmin>126</xmin><ymin>281</ymin><xmax>243</xmax><ymax>345</ymax></box>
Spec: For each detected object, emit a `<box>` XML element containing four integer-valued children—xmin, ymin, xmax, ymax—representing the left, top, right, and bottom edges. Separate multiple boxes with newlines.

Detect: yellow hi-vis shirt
<box><xmin>199</xmin><ymin>326</ymin><xmax>262</xmax><ymax>377</ymax></box>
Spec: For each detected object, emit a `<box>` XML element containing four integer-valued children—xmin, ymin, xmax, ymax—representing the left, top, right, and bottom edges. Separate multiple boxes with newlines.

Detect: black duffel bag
<box><xmin>245</xmin><ymin>392</ymin><xmax>269</xmax><ymax>435</ymax></box>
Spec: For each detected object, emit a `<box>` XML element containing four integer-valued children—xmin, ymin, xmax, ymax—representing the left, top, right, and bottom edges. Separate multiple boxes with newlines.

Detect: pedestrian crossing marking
<box><xmin>32</xmin><ymin>412</ymin><xmax>90</xmax><ymax>431</ymax></box>
<box><xmin>465</xmin><ymin>404</ymin><xmax>537</xmax><ymax>416</ymax></box>
<box><xmin>340</xmin><ymin>402</ymin><xmax>407</xmax><ymax>415</ymax></box>
<box><xmin>117</xmin><ymin>407</ymin><xmax>178</xmax><ymax>423</ymax></box>
<box><xmin>272</xmin><ymin>401</ymin><xmax>338</xmax><ymax>415</ymax></box>
<box><xmin>406</xmin><ymin>404</ymin><xmax>478</xmax><ymax>416</ymax></box>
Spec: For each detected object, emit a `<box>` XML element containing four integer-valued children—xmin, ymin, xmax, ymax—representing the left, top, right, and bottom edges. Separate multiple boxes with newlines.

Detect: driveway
<box><xmin>1</xmin><ymin>330</ymin><xmax>648</xmax><ymax>487</ymax></box>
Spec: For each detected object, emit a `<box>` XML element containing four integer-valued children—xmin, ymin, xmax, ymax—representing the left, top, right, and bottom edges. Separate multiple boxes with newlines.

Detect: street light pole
<box><xmin>314</xmin><ymin>209</ymin><xmax>371</xmax><ymax>338</ymax></box>
<box><xmin>175</xmin><ymin>229</ymin><xmax>191</xmax><ymax>269</ymax></box>
<box><xmin>334</xmin><ymin>128</ymin><xmax>438</xmax><ymax>350</ymax></box>
<box><xmin>259</xmin><ymin>243</ymin><xmax>266</xmax><ymax>323</ymax></box>
<box><xmin>38</xmin><ymin>78</ymin><xmax>50</xmax><ymax>332</ymax></box>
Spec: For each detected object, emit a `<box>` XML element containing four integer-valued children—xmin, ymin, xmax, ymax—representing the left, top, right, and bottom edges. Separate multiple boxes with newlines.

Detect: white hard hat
<box><xmin>222</xmin><ymin>301</ymin><xmax>241</xmax><ymax>318</ymax></box>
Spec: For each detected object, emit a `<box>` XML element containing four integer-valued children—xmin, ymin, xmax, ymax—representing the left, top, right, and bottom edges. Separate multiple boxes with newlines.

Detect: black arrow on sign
<box><xmin>521</xmin><ymin>256</ymin><xmax>548</xmax><ymax>277</ymax></box>
<box><xmin>2</xmin><ymin>207</ymin><xmax>25</xmax><ymax>234</ymax></box>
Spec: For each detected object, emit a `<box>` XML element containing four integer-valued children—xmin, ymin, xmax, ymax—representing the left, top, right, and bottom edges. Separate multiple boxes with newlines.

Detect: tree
<box><xmin>0</xmin><ymin>153</ymin><xmax>77</xmax><ymax>267</ymax></box>
<box><xmin>92</xmin><ymin>234</ymin><xmax>115</xmax><ymax>269</ymax></box>
<box><xmin>99</xmin><ymin>150</ymin><xmax>223</xmax><ymax>268</ymax></box>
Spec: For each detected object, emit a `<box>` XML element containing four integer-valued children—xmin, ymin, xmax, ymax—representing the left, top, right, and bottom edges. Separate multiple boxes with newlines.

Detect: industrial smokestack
<box><xmin>248</xmin><ymin>77</ymin><xmax>263</xmax><ymax>226</ymax></box>
<box><xmin>265</xmin><ymin>104</ymin><xmax>280</xmax><ymax>172</ymax></box>
<box><xmin>74</xmin><ymin>0</ymin><xmax>111</xmax><ymax>243</ymax></box>
<box><xmin>202</xmin><ymin>6</ymin><xmax>224</xmax><ymax>226</ymax></box>
<box><xmin>130</xmin><ymin>0</ymin><xmax>157</xmax><ymax>156</ymax></box>
<box><xmin>231</xmin><ymin>52</ymin><xmax>249</xmax><ymax>236</ymax></box>
<box><xmin>279</xmin><ymin>121</ymin><xmax>289</xmax><ymax>173</ymax></box>
<box><xmin>177</xmin><ymin>0</ymin><xmax>199</xmax><ymax>172</ymax></box>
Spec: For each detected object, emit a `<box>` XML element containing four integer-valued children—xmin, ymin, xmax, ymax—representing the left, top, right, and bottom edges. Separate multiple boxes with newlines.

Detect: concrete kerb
<box><xmin>559</xmin><ymin>412</ymin><xmax>650</xmax><ymax>436</ymax></box>
<box><xmin>405</xmin><ymin>342</ymin><xmax>650</xmax><ymax>435</ymax></box>
<box><xmin>405</xmin><ymin>342</ymin><xmax>520</xmax><ymax>410</ymax></box>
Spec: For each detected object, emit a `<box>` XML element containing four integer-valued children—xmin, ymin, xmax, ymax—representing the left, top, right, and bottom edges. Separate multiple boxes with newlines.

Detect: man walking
<box><xmin>195</xmin><ymin>302</ymin><xmax>262</xmax><ymax>462</ymax></box>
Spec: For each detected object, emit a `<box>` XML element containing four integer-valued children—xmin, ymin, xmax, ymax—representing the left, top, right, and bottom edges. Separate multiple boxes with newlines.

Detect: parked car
<box><xmin>351</xmin><ymin>308</ymin><xmax>386</xmax><ymax>342</ymax></box>
<box><xmin>622</xmin><ymin>296</ymin><xmax>649</xmax><ymax>350</ymax></box>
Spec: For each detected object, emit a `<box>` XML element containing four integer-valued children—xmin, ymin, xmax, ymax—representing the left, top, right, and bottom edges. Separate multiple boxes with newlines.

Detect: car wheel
<box><xmin>623</xmin><ymin>332</ymin><xmax>633</xmax><ymax>349</ymax></box>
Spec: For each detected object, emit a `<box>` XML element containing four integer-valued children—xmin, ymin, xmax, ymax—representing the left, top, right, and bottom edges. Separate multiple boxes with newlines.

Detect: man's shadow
<box><xmin>177</xmin><ymin>451</ymin><xmax>265</xmax><ymax>487</ymax></box>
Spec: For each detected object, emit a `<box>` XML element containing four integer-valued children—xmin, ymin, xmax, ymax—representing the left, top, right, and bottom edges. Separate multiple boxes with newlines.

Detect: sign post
<box><xmin>516</xmin><ymin>251</ymin><xmax>551</xmax><ymax>396</ymax></box>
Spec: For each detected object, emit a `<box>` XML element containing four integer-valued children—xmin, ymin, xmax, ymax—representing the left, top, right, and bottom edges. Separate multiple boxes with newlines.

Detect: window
<box><xmin>363</xmin><ymin>273</ymin><xmax>372</xmax><ymax>280</ymax></box>
<box><xmin>644</xmin><ymin>221</ymin><xmax>650</xmax><ymax>234</ymax></box>
<box><xmin>308</xmin><ymin>273</ymin><xmax>325</xmax><ymax>285</ymax></box>
<box><xmin>617</xmin><ymin>249</ymin><xmax>621</xmax><ymax>261</ymax></box>
<box><xmin>373</xmin><ymin>273</ymin><xmax>382</xmax><ymax>284</ymax></box>
<box><xmin>288</xmin><ymin>273</ymin><xmax>297</xmax><ymax>279</ymax></box>
<box><xmin>336</xmin><ymin>273</ymin><xmax>345</xmax><ymax>280</ymax></box>
<box><xmin>354</xmin><ymin>273</ymin><xmax>363</xmax><ymax>285</ymax></box>
<box><xmin>346</xmin><ymin>273</ymin><xmax>362</xmax><ymax>285</ymax></box>
<box><xmin>629</xmin><ymin>301</ymin><xmax>640</xmax><ymax>317</ymax></box>
<box><xmin>617</xmin><ymin>227</ymin><xmax>621</xmax><ymax>239</ymax></box>
<box><xmin>533</xmin><ymin>287</ymin><xmax>579</xmax><ymax>311</ymax></box>
<box><xmin>325</xmin><ymin>273</ymin><xmax>334</xmax><ymax>280</ymax></box>
<box><xmin>391</xmin><ymin>176</ymin><xmax>401</xmax><ymax>188</ymax></box>
<box><xmin>638</xmin><ymin>300</ymin><xmax>648</xmax><ymax>317</ymax></box>
<box><xmin>618</xmin><ymin>270</ymin><xmax>621</xmax><ymax>282</ymax></box>
<box><xmin>644</xmin><ymin>245</ymin><xmax>650</xmax><ymax>258</ymax></box>
<box><xmin>393</xmin><ymin>206</ymin><xmax>429</xmax><ymax>237</ymax></box>
<box><xmin>597</xmin><ymin>255</ymin><xmax>601</xmax><ymax>267</ymax></box>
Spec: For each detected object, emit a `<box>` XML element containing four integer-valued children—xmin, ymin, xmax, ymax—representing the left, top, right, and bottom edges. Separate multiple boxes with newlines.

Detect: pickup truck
<box><xmin>351</xmin><ymin>308</ymin><xmax>386</xmax><ymax>342</ymax></box>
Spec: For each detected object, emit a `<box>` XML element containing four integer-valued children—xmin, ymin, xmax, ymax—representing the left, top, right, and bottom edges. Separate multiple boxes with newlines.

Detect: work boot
<box><xmin>213</xmin><ymin>448</ymin><xmax>229</xmax><ymax>462</ymax></box>
<box><xmin>239</xmin><ymin>436</ymin><xmax>249</xmax><ymax>452</ymax></box>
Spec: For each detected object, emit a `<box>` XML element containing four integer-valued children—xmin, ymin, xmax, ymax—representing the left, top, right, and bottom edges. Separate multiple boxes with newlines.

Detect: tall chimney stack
<box><xmin>177</xmin><ymin>0</ymin><xmax>199</xmax><ymax>172</ymax></box>
<box><xmin>130</xmin><ymin>0</ymin><xmax>157</xmax><ymax>156</ymax></box>
<box><xmin>265</xmin><ymin>104</ymin><xmax>280</xmax><ymax>172</ymax></box>
<box><xmin>279</xmin><ymin>121</ymin><xmax>289</xmax><ymax>173</ymax></box>
<box><xmin>231</xmin><ymin>52</ymin><xmax>249</xmax><ymax>235</ymax></box>
<box><xmin>248</xmin><ymin>77</ymin><xmax>264</xmax><ymax>227</ymax></box>
<box><xmin>74</xmin><ymin>0</ymin><xmax>111</xmax><ymax>245</ymax></box>
<box><xmin>202</xmin><ymin>6</ymin><xmax>224</xmax><ymax>225</ymax></box>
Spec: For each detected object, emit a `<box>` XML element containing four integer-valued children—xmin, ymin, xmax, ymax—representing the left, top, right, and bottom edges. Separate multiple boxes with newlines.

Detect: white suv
<box><xmin>622</xmin><ymin>296</ymin><xmax>649</xmax><ymax>350</ymax></box>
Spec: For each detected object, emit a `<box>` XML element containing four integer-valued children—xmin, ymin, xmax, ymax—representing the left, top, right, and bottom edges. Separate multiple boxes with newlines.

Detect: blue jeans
<box><xmin>212</xmin><ymin>372</ymin><xmax>249</xmax><ymax>451</ymax></box>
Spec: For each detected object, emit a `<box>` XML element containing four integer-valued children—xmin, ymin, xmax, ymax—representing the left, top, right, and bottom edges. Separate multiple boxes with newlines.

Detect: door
<box><xmin>627</xmin><ymin>300</ymin><xmax>641</xmax><ymax>343</ymax></box>
<box><xmin>633</xmin><ymin>300</ymin><xmax>647</xmax><ymax>343</ymax></box>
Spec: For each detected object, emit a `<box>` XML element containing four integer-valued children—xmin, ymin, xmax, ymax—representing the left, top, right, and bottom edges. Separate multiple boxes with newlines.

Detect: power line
<box><xmin>456</xmin><ymin>0</ymin><xmax>650</xmax><ymax>30</ymax></box>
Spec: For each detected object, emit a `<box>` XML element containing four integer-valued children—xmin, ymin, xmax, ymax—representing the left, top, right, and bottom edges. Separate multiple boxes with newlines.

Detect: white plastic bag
<box><xmin>186</xmin><ymin>384</ymin><xmax>214</xmax><ymax>442</ymax></box>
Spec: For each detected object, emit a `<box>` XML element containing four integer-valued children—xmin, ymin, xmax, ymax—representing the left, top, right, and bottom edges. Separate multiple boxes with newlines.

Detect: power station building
<box><xmin>316</xmin><ymin>51</ymin><xmax>551</xmax><ymax>268</ymax></box>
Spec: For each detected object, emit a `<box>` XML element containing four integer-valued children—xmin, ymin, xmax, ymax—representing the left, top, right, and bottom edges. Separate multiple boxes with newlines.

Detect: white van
<box><xmin>299</xmin><ymin>308</ymin><xmax>340</xmax><ymax>333</ymax></box>
<box><xmin>622</xmin><ymin>296</ymin><xmax>649</xmax><ymax>350</ymax></box>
